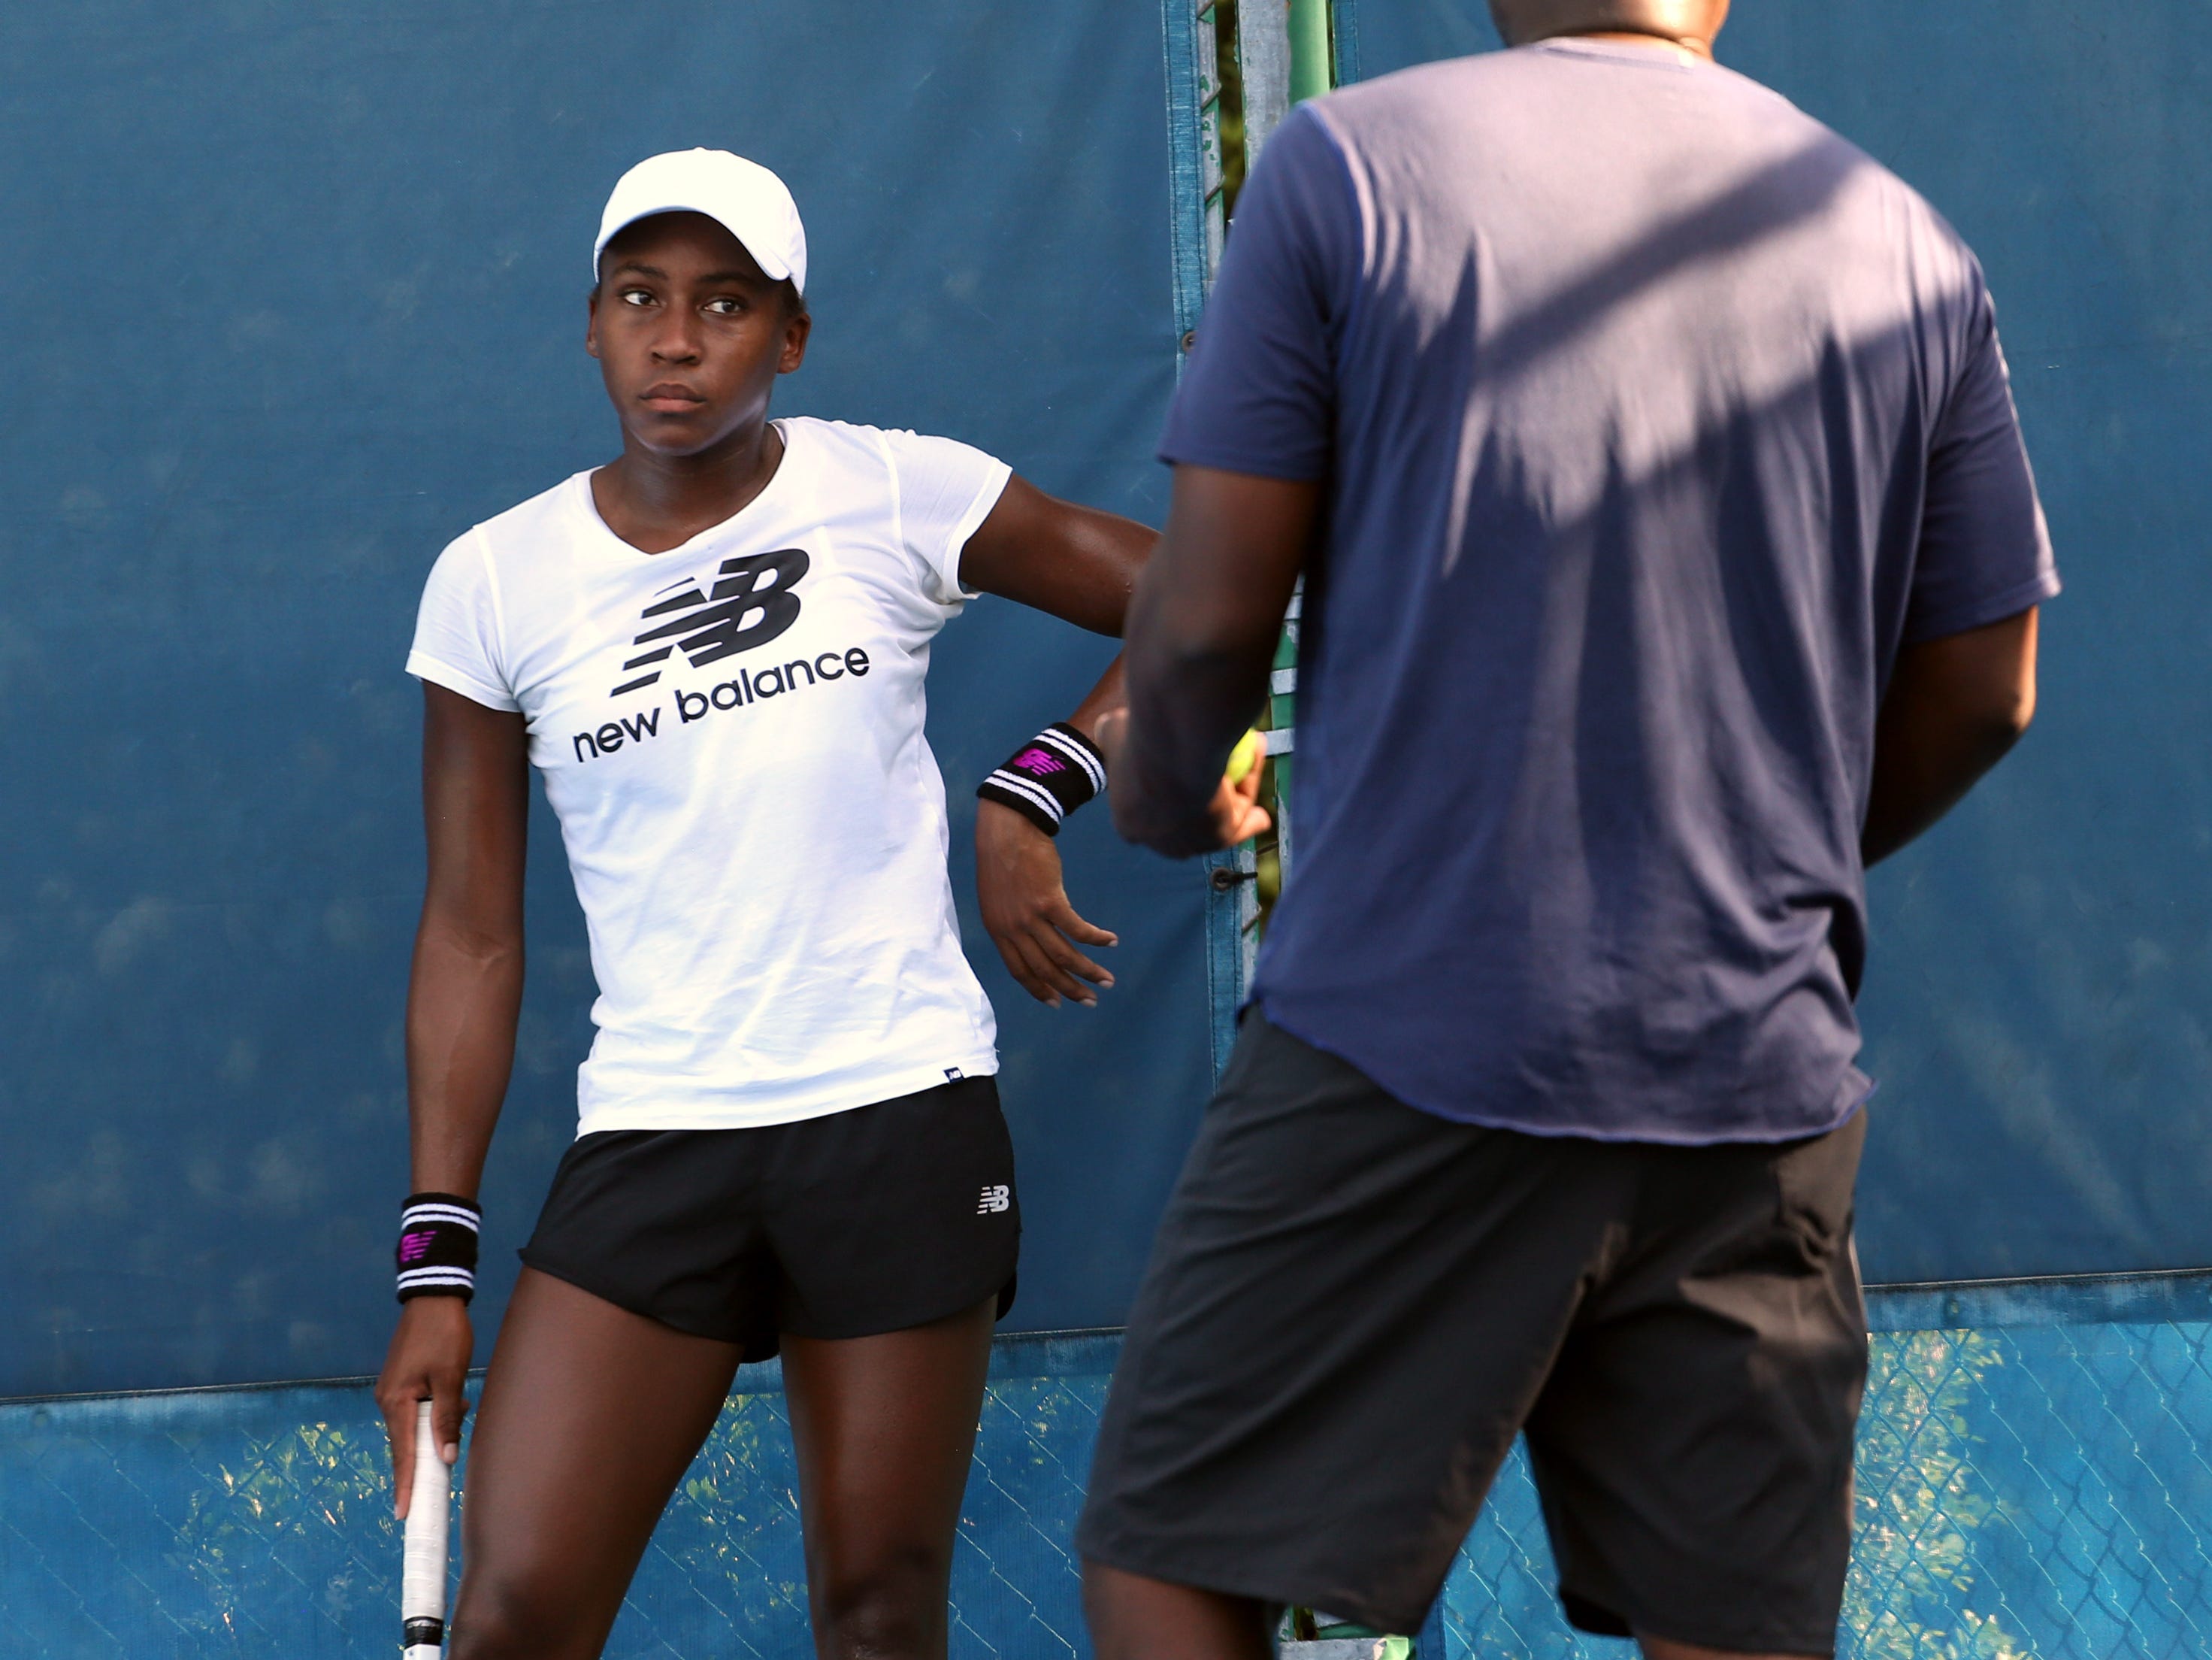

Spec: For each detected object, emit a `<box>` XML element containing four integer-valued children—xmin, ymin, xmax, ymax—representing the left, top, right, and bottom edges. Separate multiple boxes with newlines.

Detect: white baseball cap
<box><xmin>593</xmin><ymin>148</ymin><xmax>808</xmax><ymax>296</ymax></box>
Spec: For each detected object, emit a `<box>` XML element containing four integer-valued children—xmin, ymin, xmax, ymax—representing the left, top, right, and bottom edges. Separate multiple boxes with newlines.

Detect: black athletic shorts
<box><xmin>519</xmin><ymin>1074</ymin><xmax>1018</xmax><ymax>1361</ymax></box>
<box><xmin>1077</xmin><ymin>1013</ymin><xmax>1867</xmax><ymax>1655</ymax></box>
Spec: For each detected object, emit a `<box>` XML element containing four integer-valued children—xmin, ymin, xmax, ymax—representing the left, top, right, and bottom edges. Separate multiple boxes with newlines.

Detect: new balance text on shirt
<box><xmin>570</xmin><ymin>648</ymin><xmax>873</xmax><ymax>763</ymax></box>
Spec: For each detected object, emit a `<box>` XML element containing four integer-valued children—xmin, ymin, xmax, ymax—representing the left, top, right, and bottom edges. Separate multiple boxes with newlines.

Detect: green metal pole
<box><xmin>1288</xmin><ymin>0</ymin><xmax>1334</xmax><ymax>101</ymax></box>
<box><xmin>1263</xmin><ymin>2</ymin><xmax>1331</xmax><ymax>900</ymax></box>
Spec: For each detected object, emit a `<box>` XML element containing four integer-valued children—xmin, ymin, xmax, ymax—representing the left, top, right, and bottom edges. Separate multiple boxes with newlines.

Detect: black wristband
<box><xmin>977</xmin><ymin>722</ymin><xmax>1108</xmax><ymax>837</ymax></box>
<box><xmin>395</xmin><ymin>1192</ymin><xmax>480</xmax><ymax>1304</ymax></box>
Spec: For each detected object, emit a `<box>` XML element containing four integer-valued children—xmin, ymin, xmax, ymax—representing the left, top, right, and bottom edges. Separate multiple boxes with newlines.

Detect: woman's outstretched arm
<box><xmin>955</xmin><ymin>479</ymin><xmax>1152</xmax><ymax>1008</ymax></box>
<box><xmin>375</xmin><ymin>680</ymin><xmax>531</xmax><ymax>1511</ymax></box>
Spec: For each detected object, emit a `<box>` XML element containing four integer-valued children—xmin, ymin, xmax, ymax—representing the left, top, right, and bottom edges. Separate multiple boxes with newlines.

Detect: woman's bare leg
<box><xmin>781</xmin><ymin>1297</ymin><xmax>998</xmax><ymax>1660</ymax></box>
<box><xmin>448</xmin><ymin>1268</ymin><xmax>743</xmax><ymax>1660</ymax></box>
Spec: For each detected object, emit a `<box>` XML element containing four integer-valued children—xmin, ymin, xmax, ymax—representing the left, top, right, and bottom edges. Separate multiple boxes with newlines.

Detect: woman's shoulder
<box><xmin>417</xmin><ymin>471</ymin><xmax>594</xmax><ymax>617</ymax></box>
<box><xmin>464</xmin><ymin>468</ymin><xmax>593</xmax><ymax>554</ymax></box>
<box><xmin>781</xmin><ymin>415</ymin><xmax>994</xmax><ymax>471</ymax></box>
<box><xmin>779</xmin><ymin>413</ymin><xmax>905</xmax><ymax>470</ymax></box>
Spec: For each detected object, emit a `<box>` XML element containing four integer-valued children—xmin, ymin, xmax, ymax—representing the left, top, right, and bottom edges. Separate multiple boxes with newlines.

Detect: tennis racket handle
<box><xmin>401</xmin><ymin>1398</ymin><xmax>450</xmax><ymax>1653</ymax></box>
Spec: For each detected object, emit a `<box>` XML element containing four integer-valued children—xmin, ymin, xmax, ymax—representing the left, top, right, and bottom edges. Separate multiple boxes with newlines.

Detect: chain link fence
<box><xmin>5</xmin><ymin>1321</ymin><xmax>2209</xmax><ymax>1656</ymax></box>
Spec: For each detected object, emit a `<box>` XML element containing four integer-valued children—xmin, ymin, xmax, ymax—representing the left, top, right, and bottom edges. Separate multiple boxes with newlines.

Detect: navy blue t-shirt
<box><xmin>1163</xmin><ymin>41</ymin><xmax>2058</xmax><ymax>1142</ymax></box>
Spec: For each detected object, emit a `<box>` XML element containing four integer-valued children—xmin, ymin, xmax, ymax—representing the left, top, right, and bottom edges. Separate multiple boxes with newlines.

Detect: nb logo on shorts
<box><xmin>976</xmin><ymin>1184</ymin><xmax>1012</xmax><ymax>1215</ymax></box>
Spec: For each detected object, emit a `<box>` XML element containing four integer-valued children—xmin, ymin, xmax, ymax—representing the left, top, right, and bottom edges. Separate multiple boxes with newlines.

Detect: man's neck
<box><xmin>1546</xmin><ymin>27</ymin><xmax>1711</xmax><ymax>62</ymax></box>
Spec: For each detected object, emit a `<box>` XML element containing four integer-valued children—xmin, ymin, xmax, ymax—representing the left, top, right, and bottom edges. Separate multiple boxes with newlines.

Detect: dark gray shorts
<box><xmin>1077</xmin><ymin>1013</ymin><xmax>1866</xmax><ymax>1654</ymax></box>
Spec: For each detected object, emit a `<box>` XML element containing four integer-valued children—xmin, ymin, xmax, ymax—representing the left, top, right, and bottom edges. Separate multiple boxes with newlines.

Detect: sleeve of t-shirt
<box><xmin>876</xmin><ymin>427</ymin><xmax>1013</xmax><ymax>608</ymax></box>
<box><xmin>1158</xmin><ymin>102</ymin><xmax>1363</xmax><ymax>480</ymax></box>
<box><xmin>406</xmin><ymin>529</ymin><xmax>520</xmax><ymax>712</ymax></box>
<box><xmin>1905</xmin><ymin>279</ymin><xmax>2061</xmax><ymax>643</ymax></box>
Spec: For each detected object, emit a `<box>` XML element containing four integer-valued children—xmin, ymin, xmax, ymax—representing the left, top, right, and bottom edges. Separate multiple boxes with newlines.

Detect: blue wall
<box><xmin>0</xmin><ymin>3</ymin><xmax>1209</xmax><ymax>1395</ymax></box>
<box><xmin>1333</xmin><ymin>0</ymin><xmax>2212</xmax><ymax>1283</ymax></box>
<box><xmin>10</xmin><ymin>0</ymin><xmax>2208</xmax><ymax>1398</ymax></box>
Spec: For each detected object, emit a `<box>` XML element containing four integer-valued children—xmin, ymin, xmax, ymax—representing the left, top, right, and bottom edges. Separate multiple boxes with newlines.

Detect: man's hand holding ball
<box><xmin>1095</xmin><ymin>710</ymin><xmax>1272</xmax><ymax>853</ymax></box>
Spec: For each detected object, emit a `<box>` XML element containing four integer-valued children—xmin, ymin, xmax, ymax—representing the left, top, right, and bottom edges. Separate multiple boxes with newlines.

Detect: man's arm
<box><xmin>956</xmin><ymin>478</ymin><xmax>1151</xmax><ymax>1007</ymax></box>
<box><xmin>1861</xmin><ymin>607</ymin><xmax>2038</xmax><ymax>866</ymax></box>
<box><xmin>374</xmin><ymin>682</ymin><xmax>530</xmax><ymax>1511</ymax></box>
<box><xmin>1106</xmin><ymin>465</ymin><xmax>1315</xmax><ymax>857</ymax></box>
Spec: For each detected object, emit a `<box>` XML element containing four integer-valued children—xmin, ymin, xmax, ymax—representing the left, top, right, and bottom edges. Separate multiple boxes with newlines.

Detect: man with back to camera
<box><xmin>1078</xmin><ymin>3</ymin><xmax>2055</xmax><ymax>1658</ymax></box>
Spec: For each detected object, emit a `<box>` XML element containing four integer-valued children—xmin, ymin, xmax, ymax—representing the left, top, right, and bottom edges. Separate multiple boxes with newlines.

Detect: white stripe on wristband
<box><xmin>397</xmin><ymin>1267</ymin><xmax>478</xmax><ymax>1293</ymax></box>
<box><xmin>983</xmin><ymin>769</ymin><xmax>1069</xmax><ymax>828</ymax></box>
<box><xmin>401</xmin><ymin>1202</ymin><xmax>481</xmax><ymax>1231</ymax></box>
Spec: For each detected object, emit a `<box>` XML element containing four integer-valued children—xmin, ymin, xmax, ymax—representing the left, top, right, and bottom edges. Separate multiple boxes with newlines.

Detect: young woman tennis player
<box><xmin>374</xmin><ymin>148</ymin><xmax>1263</xmax><ymax>1660</ymax></box>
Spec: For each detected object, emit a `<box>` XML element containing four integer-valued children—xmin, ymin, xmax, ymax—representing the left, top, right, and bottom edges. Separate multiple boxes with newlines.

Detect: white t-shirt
<box><xmin>407</xmin><ymin>417</ymin><xmax>1012</xmax><ymax>1134</ymax></box>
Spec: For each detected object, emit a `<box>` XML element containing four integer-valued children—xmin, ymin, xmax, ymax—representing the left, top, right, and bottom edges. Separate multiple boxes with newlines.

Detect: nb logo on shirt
<box><xmin>976</xmin><ymin>1184</ymin><xmax>1012</xmax><ymax>1215</ymax></box>
<box><xmin>611</xmin><ymin>548</ymin><xmax>811</xmax><ymax>695</ymax></box>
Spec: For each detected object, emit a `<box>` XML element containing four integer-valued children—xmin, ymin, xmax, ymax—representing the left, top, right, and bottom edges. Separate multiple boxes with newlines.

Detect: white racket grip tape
<box><xmin>401</xmin><ymin>1398</ymin><xmax>450</xmax><ymax>1655</ymax></box>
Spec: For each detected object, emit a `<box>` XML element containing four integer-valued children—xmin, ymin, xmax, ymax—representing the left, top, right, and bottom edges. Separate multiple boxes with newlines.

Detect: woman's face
<box><xmin>586</xmin><ymin>211</ymin><xmax>809</xmax><ymax>458</ymax></box>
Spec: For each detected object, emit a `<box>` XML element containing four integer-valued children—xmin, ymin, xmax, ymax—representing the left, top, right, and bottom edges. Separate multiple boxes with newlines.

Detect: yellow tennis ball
<box><xmin>1225</xmin><ymin>729</ymin><xmax>1266</xmax><ymax>786</ymax></box>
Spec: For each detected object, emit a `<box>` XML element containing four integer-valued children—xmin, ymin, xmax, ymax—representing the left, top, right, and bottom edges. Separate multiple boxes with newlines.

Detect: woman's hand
<box><xmin>376</xmin><ymin>1295</ymin><xmax>474</xmax><ymax>1516</ymax></box>
<box><xmin>976</xmin><ymin>801</ymin><xmax>1118</xmax><ymax>1007</ymax></box>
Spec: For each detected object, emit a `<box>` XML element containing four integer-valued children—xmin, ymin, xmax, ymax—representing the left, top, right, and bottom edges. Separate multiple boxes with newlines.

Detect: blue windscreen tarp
<box><xmin>13</xmin><ymin>0</ymin><xmax>2208</xmax><ymax>1398</ymax></box>
<box><xmin>1333</xmin><ymin>0</ymin><xmax>2212</xmax><ymax>1283</ymax></box>
<box><xmin>0</xmin><ymin>2</ymin><xmax>1210</xmax><ymax>1395</ymax></box>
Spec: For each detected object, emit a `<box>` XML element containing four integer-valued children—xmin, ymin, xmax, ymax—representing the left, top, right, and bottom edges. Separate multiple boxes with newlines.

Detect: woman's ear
<box><xmin>778</xmin><ymin>309</ymin><xmax>812</xmax><ymax>375</ymax></box>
